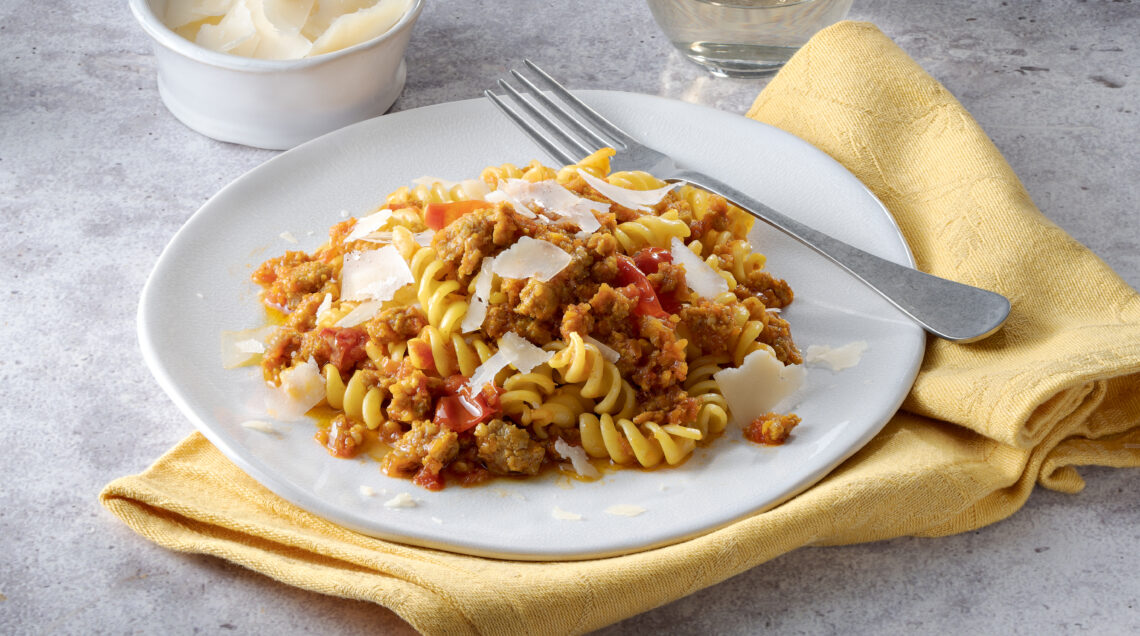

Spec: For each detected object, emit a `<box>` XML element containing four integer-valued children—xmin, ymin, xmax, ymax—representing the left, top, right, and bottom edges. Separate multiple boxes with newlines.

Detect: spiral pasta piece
<box><xmin>547</xmin><ymin>333</ymin><xmax>636</xmax><ymax>416</ymax></box>
<box><xmin>404</xmin><ymin>242</ymin><xmax>468</xmax><ymax>336</ymax></box>
<box><xmin>457</xmin><ymin>333</ymin><xmax>496</xmax><ymax>378</ymax></box>
<box><xmin>404</xmin><ymin>327</ymin><xmax>495</xmax><ymax>378</ymax></box>
<box><xmin>684</xmin><ymin>355</ymin><xmax>731</xmax><ymax>437</ymax></box>
<box><xmin>324</xmin><ymin>365</ymin><xmax>385</xmax><ymax>430</ymax></box>
<box><xmin>678</xmin><ymin>185</ymin><xmax>754</xmax><ymax>253</ymax></box>
<box><xmin>613</xmin><ymin>210</ymin><xmax>691</xmax><ymax>253</ymax></box>
<box><xmin>404</xmin><ymin>326</ymin><xmax>456</xmax><ymax>377</ymax></box>
<box><xmin>386</xmin><ymin>178</ymin><xmax>488</xmax><ymax>207</ymax></box>
<box><xmin>480</xmin><ymin>163</ymin><xmax>524</xmax><ymax>186</ymax></box>
<box><xmin>724</xmin><ymin>239</ymin><xmax>767</xmax><ymax>283</ymax></box>
<box><xmin>557</xmin><ymin>147</ymin><xmax>614</xmax><ymax>182</ymax></box>
<box><xmin>530</xmin><ymin>385</ymin><xmax>593</xmax><ymax>430</ymax></box>
<box><xmin>606</xmin><ymin>170</ymin><xmax>667</xmax><ymax>190</ymax></box>
<box><xmin>500</xmin><ymin>367</ymin><xmax>557</xmax><ymax>417</ymax></box>
<box><xmin>725</xmin><ymin>301</ymin><xmax>768</xmax><ymax>367</ymax></box>
<box><xmin>694</xmin><ymin>238</ymin><xmax>767</xmax><ymax>289</ymax></box>
<box><xmin>578</xmin><ymin>413</ymin><xmax>699</xmax><ymax>467</ymax></box>
<box><xmin>482</xmin><ymin>160</ymin><xmax>556</xmax><ymax>187</ymax></box>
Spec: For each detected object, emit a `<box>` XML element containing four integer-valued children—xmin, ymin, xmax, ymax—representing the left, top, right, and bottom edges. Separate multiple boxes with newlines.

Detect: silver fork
<box><xmin>485</xmin><ymin>60</ymin><xmax>1010</xmax><ymax>343</ymax></box>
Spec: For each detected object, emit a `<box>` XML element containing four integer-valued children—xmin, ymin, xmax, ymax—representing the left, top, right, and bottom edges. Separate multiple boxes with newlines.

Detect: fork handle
<box><xmin>673</xmin><ymin>170</ymin><xmax>1010</xmax><ymax>343</ymax></box>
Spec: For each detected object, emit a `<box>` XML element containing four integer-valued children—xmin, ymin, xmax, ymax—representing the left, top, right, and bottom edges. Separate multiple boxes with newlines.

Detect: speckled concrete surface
<box><xmin>2</xmin><ymin>0</ymin><xmax>1138</xmax><ymax>634</ymax></box>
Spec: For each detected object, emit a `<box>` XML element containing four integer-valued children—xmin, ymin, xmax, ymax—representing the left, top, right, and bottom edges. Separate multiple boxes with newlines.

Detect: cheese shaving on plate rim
<box><xmin>265</xmin><ymin>357</ymin><xmax>325</xmax><ymax>421</ymax></box>
<box><xmin>714</xmin><ymin>349</ymin><xmax>805</xmax><ymax>428</ymax></box>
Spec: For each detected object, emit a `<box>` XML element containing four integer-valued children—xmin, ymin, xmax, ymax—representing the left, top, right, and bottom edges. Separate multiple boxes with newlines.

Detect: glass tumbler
<box><xmin>646</xmin><ymin>0</ymin><xmax>853</xmax><ymax>78</ymax></box>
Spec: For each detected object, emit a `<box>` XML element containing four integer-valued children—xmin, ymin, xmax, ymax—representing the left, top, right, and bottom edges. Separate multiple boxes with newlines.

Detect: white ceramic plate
<box><xmin>138</xmin><ymin>91</ymin><xmax>924</xmax><ymax>560</ymax></box>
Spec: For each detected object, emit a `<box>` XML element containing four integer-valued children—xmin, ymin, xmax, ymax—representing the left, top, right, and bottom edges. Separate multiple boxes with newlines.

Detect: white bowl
<box><xmin>129</xmin><ymin>0</ymin><xmax>423</xmax><ymax>150</ymax></box>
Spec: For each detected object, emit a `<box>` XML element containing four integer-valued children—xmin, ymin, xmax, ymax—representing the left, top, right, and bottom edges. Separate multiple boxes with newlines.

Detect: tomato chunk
<box><xmin>434</xmin><ymin>375</ymin><xmax>503</xmax><ymax>432</ymax></box>
<box><xmin>615</xmin><ymin>255</ymin><xmax>670</xmax><ymax>319</ymax></box>
<box><xmin>319</xmin><ymin>327</ymin><xmax>369</xmax><ymax>372</ymax></box>
<box><xmin>632</xmin><ymin>247</ymin><xmax>672</xmax><ymax>274</ymax></box>
<box><xmin>424</xmin><ymin>200</ymin><xmax>491</xmax><ymax>230</ymax></box>
<box><xmin>632</xmin><ymin>247</ymin><xmax>682</xmax><ymax>313</ymax></box>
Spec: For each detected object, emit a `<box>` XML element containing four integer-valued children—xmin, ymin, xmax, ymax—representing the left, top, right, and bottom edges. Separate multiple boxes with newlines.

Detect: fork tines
<box><xmin>484</xmin><ymin>60</ymin><xmax>629</xmax><ymax>166</ymax></box>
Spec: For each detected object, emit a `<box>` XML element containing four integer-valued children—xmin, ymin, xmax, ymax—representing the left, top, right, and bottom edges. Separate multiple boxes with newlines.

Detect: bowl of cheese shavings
<box><xmin>130</xmin><ymin>0</ymin><xmax>423</xmax><ymax>150</ymax></box>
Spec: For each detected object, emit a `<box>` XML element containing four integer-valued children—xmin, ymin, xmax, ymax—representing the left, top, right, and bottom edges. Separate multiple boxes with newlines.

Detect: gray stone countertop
<box><xmin>2</xmin><ymin>0</ymin><xmax>1138</xmax><ymax>633</ymax></box>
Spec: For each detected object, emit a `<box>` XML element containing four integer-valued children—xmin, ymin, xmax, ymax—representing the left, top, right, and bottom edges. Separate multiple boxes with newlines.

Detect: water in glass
<box><xmin>647</xmin><ymin>0</ymin><xmax>853</xmax><ymax>77</ymax></box>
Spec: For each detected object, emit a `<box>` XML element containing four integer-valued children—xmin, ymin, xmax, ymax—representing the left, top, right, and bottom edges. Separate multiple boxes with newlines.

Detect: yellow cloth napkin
<box><xmin>102</xmin><ymin>21</ymin><xmax>1140</xmax><ymax>635</ymax></box>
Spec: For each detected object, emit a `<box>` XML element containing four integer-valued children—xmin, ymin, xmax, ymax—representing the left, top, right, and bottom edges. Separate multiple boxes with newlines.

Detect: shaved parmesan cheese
<box><xmin>604</xmin><ymin>505</ymin><xmax>646</xmax><ymax>517</ymax></box>
<box><xmin>806</xmin><ymin>341</ymin><xmax>868</xmax><ymax>372</ymax></box>
<box><xmin>221</xmin><ymin>325</ymin><xmax>277</xmax><ymax>368</ymax></box>
<box><xmin>670</xmin><ymin>237</ymin><xmax>729</xmax><ymax>299</ymax></box>
<box><xmin>413</xmin><ymin>230</ymin><xmax>434</xmax><ymax>247</ymax></box>
<box><xmin>459</xmin><ymin>296</ymin><xmax>487</xmax><ymax>335</ymax></box>
<box><xmin>466</xmin><ymin>331</ymin><xmax>554</xmax><ymax>389</ymax></box>
<box><xmin>234</xmin><ymin>339</ymin><xmax>265</xmax><ymax>354</ymax></box>
<box><xmin>265</xmin><ymin>358</ymin><xmax>325</xmax><ymax>420</ymax></box>
<box><xmin>169</xmin><ymin>0</ymin><xmax>411</xmax><ymax>60</ymax></box>
<box><xmin>314</xmin><ymin>292</ymin><xmax>333</xmax><ymax>322</ymax></box>
<box><xmin>240</xmin><ymin>419</ymin><xmax>279</xmax><ymax>434</ymax></box>
<box><xmin>309</xmin><ymin>0</ymin><xmax>411</xmax><ymax>56</ymax></box>
<box><xmin>334</xmin><ymin>299</ymin><xmax>382</xmax><ymax>327</ymax></box>
<box><xmin>247</xmin><ymin>0</ymin><xmax>313</xmax><ymax>59</ymax></box>
<box><xmin>492</xmin><ymin>236</ymin><xmax>571</xmax><ymax>282</ymax></box>
<box><xmin>499</xmin><ymin>331</ymin><xmax>554</xmax><ymax>374</ymax></box>
<box><xmin>459</xmin><ymin>258</ymin><xmax>494</xmax><ymax>333</ymax></box>
<box><xmin>584</xmin><ymin>335</ymin><xmax>620</xmax><ymax>364</ymax></box>
<box><xmin>345</xmin><ymin>209</ymin><xmax>393</xmax><ymax>242</ymax></box>
<box><xmin>384</xmin><ymin>492</ymin><xmax>418</xmax><ymax>508</ymax></box>
<box><xmin>260</xmin><ymin>0</ymin><xmax>314</xmax><ymax>34</ymax></box>
<box><xmin>467</xmin><ymin>350</ymin><xmax>510</xmax><ymax>391</ymax></box>
<box><xmin>552</xmin><ymin>507</ymin><xmax>582</xmax><ymax>521</ymax></box>
<box><xmin>484</xmin><ymin>189</ymin><xmax>536</xmax><ymax>218</ymax></box>
<box><xmin>355</xmin><ymin>229</ymin><xmax>433</xmax><ymax>246</ymax></box>
<box><xmin>554</xmin><ymin>439</ymin><xmax>601</xmax><ymax>479</ymax></box>
<box><xmin>495</xmin><ymin>179</ymin><xmax>607</xmax><ymax>232</ymax></box>
<box><xmin>473</xmin><ymin>258</ymin><xmax>495</xmax><ymax>299</ymax></box>
<box><xmin>577</xmin><ymin>169</ymin><xmax>677</xmax><ymax>211</ymax></box>
<box><xmin>164</xmin><ymin>0</ymin><xmax>234</xmax><ymax>29</ymax></box>
<box><xmin>196</xmin><ymin>1</ymin><xmax>259</xmax><ymax>55</ymax></box>
<box><xmin>714</xmin><ymin>349</ymin><xmax>805</xmax><ymax>428</ymax></box>
<box><xmin>279</xmin><ymin>230</ymin><xmax>298</xmax><ymax>243</ymax></box>
<box><xmin>340</xmin><ymin>245</ymin><xmax>413</xmax><ymax>302</ymax></box>
<box><xmin>302</xmin><ymin>0</ymin><xmax>376</xmax><ymax>39</ymax></box>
